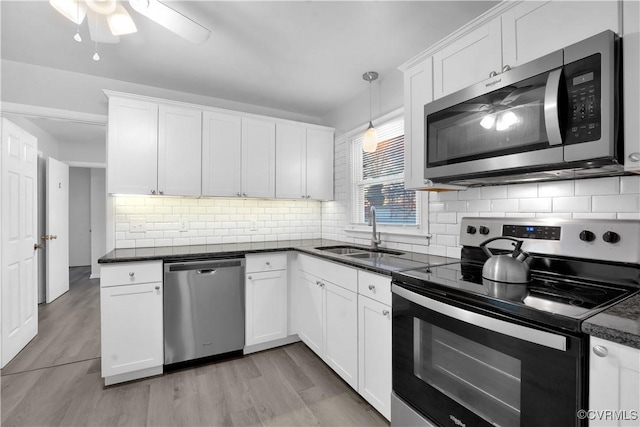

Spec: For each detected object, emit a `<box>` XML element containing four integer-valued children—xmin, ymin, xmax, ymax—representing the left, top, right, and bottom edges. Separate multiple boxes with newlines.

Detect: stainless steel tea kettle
<box><xmin>480</xmin><ymin>236</ymin><xmax>531</xmax><ymax>284</ymax></box>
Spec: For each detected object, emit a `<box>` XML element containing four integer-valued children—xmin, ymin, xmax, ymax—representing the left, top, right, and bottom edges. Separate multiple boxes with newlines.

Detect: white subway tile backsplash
<box><xmin>552</xmin><ymin>196</ymin><xmax>591</xmax><ymax>213</ymax></box>
<box><xmin>519</xmin><ymin>198</ymin><xmax>551</xmax><ymax>212</ymax></box>
<box><xmin>507</xmin><ymin>184</ymin><xmax>538</xmax><ymax>198</ymax></box>
<box><xmin>575</xmin><ymin>177</ymin><xmax>620</xmax><ymax>196</ymax></box>
<box><xmin>538</xmin><ymin>181</ymin><xmax>574</xmax><ymax>197</ymax></box>
<box><xmin>437</xmin><ymin>212</ymin><xmax>458</xmax><ymax>224</ymax></box>
<box><xmin>480</xmin><ymin>186</ymin><xmax>508</xmax><ymax>199</ymax></box>
<box><xmin>491</xmin><ymin>199</ymin><xmax>519</xmax><ymax>212</ymax></box>
<box><xmin>572</xmin><ymin>212</ymin><xmax>617</xmax><ymax>219</ymax></box>
<box><xmin>457</xmin><ymin>187</ymin><xmax>481</xmax><ymax>200</ymax></box>
<box><xmin>620</xmin><ymin>176</ymin><xmax>640</xmax><ymax>194</ymax></box>
<box><xmin>592</xmin><ymin>194</ymin><xmax>640</xmax><ymax>212</ymax></box>
<box><xmin>466</xmin><ymin>200</ymin><xmax>491</xmax><ymax>212</ymax></box>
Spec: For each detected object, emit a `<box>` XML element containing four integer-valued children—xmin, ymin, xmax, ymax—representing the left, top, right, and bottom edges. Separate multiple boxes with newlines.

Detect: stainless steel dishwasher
<box><xmin>163</xmin><ymin>258</ymin><xmax>245</xmax><ymax>365</ymax></box>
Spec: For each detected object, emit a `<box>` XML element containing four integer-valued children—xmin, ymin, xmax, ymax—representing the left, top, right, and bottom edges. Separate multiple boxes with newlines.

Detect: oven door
<box><xmin>392</xmin><ymin>284</ymin><xmax>587</xmax><ymax>427</ymax></box>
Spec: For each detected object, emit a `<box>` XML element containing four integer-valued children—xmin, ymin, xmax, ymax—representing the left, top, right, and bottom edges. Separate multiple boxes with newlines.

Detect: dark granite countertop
<box><xmin>98</xmin><ymin>238</ymin><xmax>453</xmax><ymax>276</ymax></box>
<box><xmin>582</xmin><ymin>295</ymin><xmax>640</xmax><ymax>350</ymax></box>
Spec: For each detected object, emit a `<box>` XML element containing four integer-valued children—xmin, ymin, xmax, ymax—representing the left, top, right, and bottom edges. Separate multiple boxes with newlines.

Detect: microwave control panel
<box><xmin>564</xmin><ymin>53</ymin><xmax>601</xmax><ymax>144</ymax></box>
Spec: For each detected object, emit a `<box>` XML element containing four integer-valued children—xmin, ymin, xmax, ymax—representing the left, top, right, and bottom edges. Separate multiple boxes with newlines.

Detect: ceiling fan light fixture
<box><xmin>85</xmin><ymin>0</ymin><xmax>117</xmax><ymax>15</ymax></box>
<box><xmin>49</xmin><ymin>0</ymin><xmax>87</xmax><ymax>25</ymax></box>
<box><xmin>107</xmin><ymin>4</ymin><xmax>137</xmax><ymax>35</ymax></box>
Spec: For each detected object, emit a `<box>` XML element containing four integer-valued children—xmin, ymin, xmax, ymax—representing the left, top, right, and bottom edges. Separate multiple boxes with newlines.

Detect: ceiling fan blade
<box><xmin>107</xmin><ymin>4</ymin><xmax>137</xmax><ymax>36</ymax></box>
<box><xmin>88</xmin><ymin>12</ymin><xmax>120</xmax><ymax>43</ymax></box>
<box><xmin>129</xmin><ymin>0</ymin><xmax>211</xmax><ymax>44</ymax></box>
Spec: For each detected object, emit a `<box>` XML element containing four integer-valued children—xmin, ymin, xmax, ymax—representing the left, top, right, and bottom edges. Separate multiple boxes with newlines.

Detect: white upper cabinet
<box><xmin>432</xmin><ymin>18</ymin><xmax>502</xmax><ymax>99</ymax></box>
<box><xmin>305</xmin><ymin>128</ymin><xmax>334</xmax><ymax>200</ymax></box>
<box><xmin>107</xmin><ymin>95</ymin><xmax>201</xmax><ymax>196</ymax></box>
<box><xmin>157</xmin><ymin>104</ymin><xmax>202</xmax><ymax>196</ymax></box>
<box><xmin>242</xmin><ymin>117</ymin><xmax>276</xmax><ymax>198</ymax></box>
<box><xmin>276</xmin><ymin>124</ymin><xmax>334</xmax><ymax>200</ymax></box>
<box><xmin>201</xmin><ymin>111</ymin><xmax>242</xmax><ymax>197</ymax></box>
<box><xmin>502</xmin><ymin>0</ymin><xmax>620</xmax><ymax>67</ymax></box>
<box><xmin>107</xmin><ymin>97</ymin><xmax>158</xmax><ymax>195</ymax></box>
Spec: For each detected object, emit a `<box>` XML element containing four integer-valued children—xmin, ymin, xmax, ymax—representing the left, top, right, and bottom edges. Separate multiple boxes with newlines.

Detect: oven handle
<box><xmin>392</xmin><ymin>284</ymin><xmax>567</xmax><ymax>352</ymax></box>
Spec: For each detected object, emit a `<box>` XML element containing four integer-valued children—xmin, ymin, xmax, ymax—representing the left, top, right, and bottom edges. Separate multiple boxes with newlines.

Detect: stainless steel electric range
<box><xmin>391</xmin><ymin>217</ymin><xmax>640</xmax><ymax>427</ymax></box>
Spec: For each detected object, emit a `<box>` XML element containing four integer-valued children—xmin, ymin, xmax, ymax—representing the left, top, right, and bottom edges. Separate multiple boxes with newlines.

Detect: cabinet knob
<box><xmin>266</xmin><ymin>261</ymin><xmax>271</xmax><ymax>266</ymax></box>
<box><xmin>319</xmin><ymin>282</ymin><xmax>325</xmax><ymax>288</ymax></box>
<box><xmin>306</xmin><ymin>195</ymin><xmax>311</xmax><ymax>199</ymax></box>
<box><xmin>502</xmin><ymin>64</ymin><xmax>511</xmax><ymax>73</ymax></box>
<box><xmin>302</xmin><ymin>195</ymin><xmax>306</xmax><ymax>199</ymax></box>
<box><xmin>243</xmin><ymin>192</ymin><xmax>247</xmax><ymax>197</ymax></box>
<box><xmin>316</xmin><ymin>280</ymin><xmax>321</xmax><ymax>286</ymax></box>
<box><xmin>155</xmin><ymin>286</ymin><xmax>160</xmax><ymax>291</ymax></box>
<box><xmin>593</xmin><ymin>345</ymin><xmax>608</xmax><ymax>357</ymax></box>
<box><xmin>489</xmin><ymin>70</ymin><xmax>498</xmax><ymax>78</ymax></box>
<box><xmin>159</xmin><ymin>190</ymin><xmax>164</xmax><ymax>195</ymax></box>
<box><xmin>237</xmin><ymin>192</ymin><xmax>242</xmax><ymax>197</ymax></box>
<box><xmin>151</xmin><ymin>189</ymin><xmax>156</xmax><ymax>195</ymax></box>
<box><xmin>628</xmin><ymin>152</ymin><xmax>640</xmax><ymax>162</ymax></box>
<box><xmin>129</xmin><ymin>272</ymin><xmax>135</xmax><ymax>277</ymax></box>
<box><xmin>382</xmin><ymin>309</ymin><xmax>390</xmax><ymax>316</ymax></box>
<box><xmin>248</xmin><ymin>275</ymin><xmax>252</xmax><ymax>280</ymax></box>
<box><xmin>368</xmin><ymin>285</ymin><xmax>375</xmax><ymax>291</ymax></box>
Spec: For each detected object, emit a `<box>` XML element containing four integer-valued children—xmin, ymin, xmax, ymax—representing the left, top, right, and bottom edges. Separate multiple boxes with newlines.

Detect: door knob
<box><xmin>42</xmin><ymin>234</ymin><xmax>57</xmax><ymax>240</ymax></box>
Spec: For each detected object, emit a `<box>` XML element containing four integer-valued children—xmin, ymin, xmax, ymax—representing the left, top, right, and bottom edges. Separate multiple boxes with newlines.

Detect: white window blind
<box><xmin>351</xmin><ymin>117</ymin><xmax>419</xmax><ymax>227</ymax></box>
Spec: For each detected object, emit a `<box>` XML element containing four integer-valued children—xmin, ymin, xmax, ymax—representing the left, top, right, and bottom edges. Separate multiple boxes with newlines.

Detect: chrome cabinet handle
<box><xmin>306</xmin><ymin>195</ymin><xmax>311</xmax><ymax>199</ymax></box>
<box><xmin>628</xmin><ymin>152</ymin><xmax>640</xmax><ymax>162</ymax></box>
<box><xmin>593</xmin><ymin>345</ymin><xmax>608</xmax><ymax>357</ymax></box>
<box><xmin>382</xmin><ymin>309</ymin><xmax>390</xmax><ymax>316</ymax></box>
<box><xmin>151</xmin><ymin>189</ymin><xmax>156</xmax><ymax>194</ymax></box>
<box><xmin>243</xmin><ymin>192</ymin><xmax>247</xmax><ymax>197</ymax></box>
<box><xmin>316</xmin><ymin>280</ymin><xmax>321</xmax><ymax>286</ymax></box>
<box><xmin>489</xmin><ymin>70</ymin><xmax>498</xmax><ymax>78</ymax></box>
<box><xmin>320</xmin><ymin>283</ymin><xmax>325</xmax><ymax>288</ymax></box>
<box><xmin>302</xmin><ymin>195</ymin><xmax>306</xmax><ymax>199</ymax></box>
<box><xmin>159</xmin><ymin>190</ymin><xmax>164</xmax><ymax>195</ymax></box>
<box><xmin>368</xmin><ymin>285</ymin><xmax>375</xmax><ymax>291</ymax></box>
<box><xmin>502</xmin><ymin>64</ymin><xmax>511</xmax><ymax>73</ymax></box>
<box><xmin>129</xmin><ymin>272</ymin><xmax>135</xmax><ymax>277</ymax></box>
<box><xmin>237</xmin><ymin>192</ymin><xmax>241</xmax><ymax>197</ymax></box>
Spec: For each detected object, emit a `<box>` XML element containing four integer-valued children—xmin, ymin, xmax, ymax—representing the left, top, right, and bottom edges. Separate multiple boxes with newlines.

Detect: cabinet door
<box><xmin>404</xmin><ymin>57</ymin><xmax>432</xmax><ymax>190</ymax></box>
<box><xmin>324</xmin><ymin>281</ymin><xmax>358</xmax><ymax>390</ymax></box>
<box><xmin>107</xmin><ymin>97</ymin><xmax>158</xmax><ymax>194</ymax></box>
<box><xmin>202</xmin><ymin>111</ymin><xmax>242</xmax><ymax>197</ymax></box>
<box><xmin>432</xmin><ymin>18</ymin><xmax>502</xmax><ymax>99</ymax></box>
<box><xmin>502</xmin><ymin>1</ymin><xmax>620</xmax><ymax>68</ymax></box>
<box><xmin>157</xmin><ymin>105</ymin><xmax>202</xmax><ymax>196</ymax></box>
<box><xmin>297</xmin><ymin>271</ymin><xmax>323</xmax><ymax>357</ymax></box>
<box><xmin>100</xmin><ymin>281</ymin><xmax>163</xmax><ymax>378</ymax></box>
<box><xmin>358</xmin><ymin>296</ymin><xmax>391</xmax><ymax>420</ymax></box>
<box><xmin>305</xmin><ymin>128</ymin><xmax>334</xmax><ymax>200</ymax></box>
<box><xmin>245</xmin><ymin>270</ymin><xmax>287</xmax><ymax>346</ymax></box>
<box><xmin>589</xmin><ymin>337</ymin><xmax>640</xmax><ymax>427</ymax></box>
<box><xmin>275</xmin><ymin>123</ymin><xmax>306</xmax><ymax>199</ymax></box>
<box><xmin>242</xmin><ymin>118</ymin><xmax>276</xmax><ymax>198</ymax></box>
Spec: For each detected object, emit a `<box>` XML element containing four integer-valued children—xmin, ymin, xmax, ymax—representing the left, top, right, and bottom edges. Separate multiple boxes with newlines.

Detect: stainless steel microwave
<box><xmin>424</xmin><ymin>30</ymin><xmax>622</xmax><ymax>186</ymax></box>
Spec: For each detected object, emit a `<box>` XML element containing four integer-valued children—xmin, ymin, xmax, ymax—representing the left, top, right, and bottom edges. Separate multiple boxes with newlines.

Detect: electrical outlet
<box><xmin>180</xmin><ymin>218</ymin><xmax>189</xmax><ymax>232</ymax></box>
<box><xmin>130</xmin><ymin>218</ymin><xmax>146</xmax><ymax>233</ymax></box>
<box><xmin>250</xmin><ymin>221</ymin><xmax>258</xmax><ymax>232</ymax></box>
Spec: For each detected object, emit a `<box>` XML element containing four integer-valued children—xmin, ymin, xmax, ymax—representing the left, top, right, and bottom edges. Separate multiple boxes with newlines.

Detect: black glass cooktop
<box><xmin>393</xmin><ymin>259</ymin><xmax>639</xmax><ymax>332</ymax></box>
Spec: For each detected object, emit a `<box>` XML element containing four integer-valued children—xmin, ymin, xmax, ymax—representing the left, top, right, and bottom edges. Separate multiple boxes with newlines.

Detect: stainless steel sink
<box><xmin>315</xmin><ymin>245</ymin><xmax>405</xmax><ymax>256</ymax></box>
<box><xmin>345</xmin><ymin>252</ymin><xmax>391</xmax><ymax>259</ymax></box>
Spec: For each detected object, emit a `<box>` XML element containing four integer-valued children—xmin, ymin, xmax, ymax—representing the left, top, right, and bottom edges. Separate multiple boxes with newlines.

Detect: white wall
<box><xmin>112</xmin><ymin>196</ymin><xmax>321</xmax><ymax>249</ymax></box>
<box><xmin>69</xmin><ymin>168</ymin><xmax>91</xmax><ymax>266</ymax></box>
<box><xmin>2</xmin><ymin>60</ymin><xmax>322</xmax><ymax>125</ymax></box>
<box><xmin>90</xmin><ymin>169</ymin><xmax>106</xmax><ymax>278</ymax></box>
<box><xmin>59</xmin><ymin>140</ymin><xmax>105</xmax><ymax>165</ymax></box>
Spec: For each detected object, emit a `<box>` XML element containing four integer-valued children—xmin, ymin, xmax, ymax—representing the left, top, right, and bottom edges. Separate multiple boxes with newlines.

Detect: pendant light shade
<box><xmin>362</xmin><ymin>71</ymin><xmax>379</xmax><ymax>153</ymax></box>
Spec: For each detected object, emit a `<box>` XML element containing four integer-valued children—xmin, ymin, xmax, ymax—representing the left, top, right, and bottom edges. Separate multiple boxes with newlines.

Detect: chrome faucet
<box><xmin>369</xmin><ymin>206</ymin><xmax>382</xmax><ymax>250</ymax></box>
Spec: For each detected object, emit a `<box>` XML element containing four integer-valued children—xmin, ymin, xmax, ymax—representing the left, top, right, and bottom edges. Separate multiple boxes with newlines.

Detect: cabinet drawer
<box><xmin>298</xmin><ymin>254</ymin><xmax>357</xmax><ymax>293</ymax></box>
<box><xmin>358</xmin><ymin>270</ymin><xmax>391</xmax><ymax>306</ymax></box>
<box><xmin>246</xmin><ymin>252</ymin><xmax>288</xmax><ymax>273</ymax></box>
<box><xmin>101</xmin><ymin>261</ymin><xmax>163</xmax><ymax>288</ymax></box>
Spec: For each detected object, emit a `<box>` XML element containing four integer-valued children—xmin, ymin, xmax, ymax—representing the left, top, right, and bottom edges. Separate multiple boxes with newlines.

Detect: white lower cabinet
<box><xmin>358</xmin><ymin>295</ymin><xmax>392</xmax><ymax>420</ymax></box>
<box><xmin>589</xmin><ymin>336</ymin><xmax>640</xmax><ymax>427</ymax></box>
<box><xmin>100</xmin><ymin>261</ymin><xmax>163</xmax><ymax>385</ymax></box>
<box><xmin>245</xmin><ymin>253</ymin><xmax>288</xmax><ymax>348</ymax></box>
<box><xmin>297</xmin><ymin>270</ymin><xmax>324</xmax><ymax>356</ymax></box>
<box><xmin>324</xmin><ymin>281</ymin><xmax>358</xmax><ymax>389</ymax></box>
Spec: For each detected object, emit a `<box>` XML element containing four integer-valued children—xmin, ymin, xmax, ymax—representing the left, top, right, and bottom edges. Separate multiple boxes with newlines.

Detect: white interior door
<box><xmin>1</xmin><ymin>118</ymin><xmax>38</xmax><ymax>367</ymax></box>
<box><xmin>45</xmin><ymin>157</ymin><xmax>69</xmax><ymax>303</ymax></box>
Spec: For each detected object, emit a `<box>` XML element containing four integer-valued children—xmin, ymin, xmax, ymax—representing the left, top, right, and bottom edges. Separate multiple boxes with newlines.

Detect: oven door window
<box><xmin>426</xmin><ymin>71</ymin><xmax>553</xmax><ymax>168</ymax></box>
<box><xmin>415</xmin><ymin>320</ymin><xmax>521</xmax><ymax>426</ymax></box>
<box><xmin>392</xmin><ymin>292</ymin><xmax>586</xmax><ymax>427</ymax></box>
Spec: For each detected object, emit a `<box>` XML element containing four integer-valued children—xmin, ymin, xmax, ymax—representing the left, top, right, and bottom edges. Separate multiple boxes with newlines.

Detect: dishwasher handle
<box><xmin>165</xmin><ymin>258</ymin><xmax>244</xmax><ymax>273</ymax></box>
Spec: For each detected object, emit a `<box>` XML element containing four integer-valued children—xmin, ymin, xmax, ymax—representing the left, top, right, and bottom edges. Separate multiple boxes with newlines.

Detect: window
<box><xmin>351</xmin><ymin>116</ymin><xmax>419</xmax><ymax>227</ymax></box>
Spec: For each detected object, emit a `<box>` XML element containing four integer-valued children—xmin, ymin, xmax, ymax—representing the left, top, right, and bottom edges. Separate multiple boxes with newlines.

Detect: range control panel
<box><xmin>459</xmin><ymin>217</ymin><xmax>640</xmax><ymax>264</ymax></box>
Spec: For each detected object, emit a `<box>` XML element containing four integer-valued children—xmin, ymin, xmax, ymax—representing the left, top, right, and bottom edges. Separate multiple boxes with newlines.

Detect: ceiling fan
<box><xmin>49</xmin><ymin>0</ymin><xmax>211</xmax><ymax>45</ymax></box>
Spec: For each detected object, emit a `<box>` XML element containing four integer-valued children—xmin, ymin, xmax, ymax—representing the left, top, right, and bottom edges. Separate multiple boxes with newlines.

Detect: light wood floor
<box><xmin>1</xmin><ymin>267</ymin><xmax>389</xmax><ymax>427</ymax></box>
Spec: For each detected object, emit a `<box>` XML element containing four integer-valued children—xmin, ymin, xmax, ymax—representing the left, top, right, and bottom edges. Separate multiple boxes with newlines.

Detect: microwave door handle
<box><xmin>544</xmin><ymin>68</ymin><xmax>564</xmax><ymax>146</ymax></box>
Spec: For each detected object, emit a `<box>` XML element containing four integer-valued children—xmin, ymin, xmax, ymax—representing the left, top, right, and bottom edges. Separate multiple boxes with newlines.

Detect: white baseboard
<box><xmin>243</xmin><ymin>335</ymin><xmax>301</xmax><ymax>355</ymax></box>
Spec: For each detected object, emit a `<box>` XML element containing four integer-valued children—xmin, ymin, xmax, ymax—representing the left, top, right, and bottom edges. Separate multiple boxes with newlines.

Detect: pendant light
<box><xmin>362</xmin><ymin>71</ymin><xmax>379</xmax><ymax>153</ymax></box>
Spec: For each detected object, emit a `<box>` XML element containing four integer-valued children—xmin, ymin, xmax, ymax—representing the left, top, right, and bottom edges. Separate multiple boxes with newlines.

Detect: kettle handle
<box><xmin>479</xmin><ymin>236</ymin><xmax>524</xmax><ymax>258</ymax></box>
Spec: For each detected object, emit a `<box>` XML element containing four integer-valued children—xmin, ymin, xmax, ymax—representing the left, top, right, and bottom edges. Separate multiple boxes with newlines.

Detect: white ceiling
<box><xmin>2</xmin><ymin>0</ymin><xmax>498</xmax><ymax>122</ymax></box>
